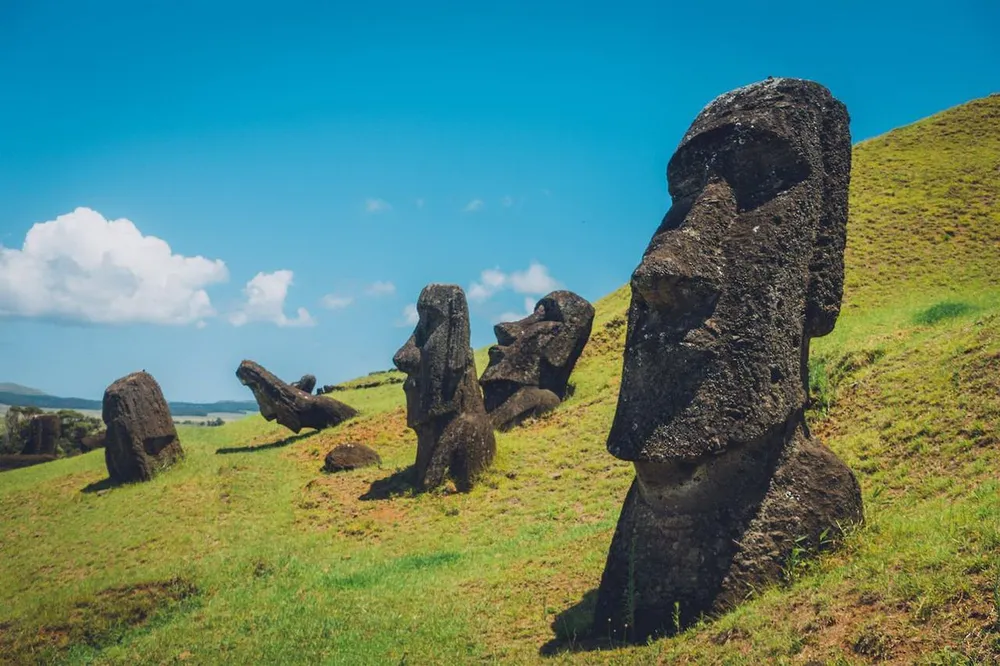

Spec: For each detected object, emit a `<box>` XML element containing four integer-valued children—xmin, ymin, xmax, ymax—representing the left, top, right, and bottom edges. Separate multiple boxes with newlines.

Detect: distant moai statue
<box><xmin>393</xmin><ymin>284</ymin><xmax>496</xmax><ymax>490</ymax></box>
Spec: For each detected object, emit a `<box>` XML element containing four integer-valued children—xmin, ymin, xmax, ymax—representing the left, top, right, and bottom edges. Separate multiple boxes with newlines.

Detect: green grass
<box><xmin>2</xmin><ymin>94</ymin><xmax>1000</xmax><ymax>665</ymax></box>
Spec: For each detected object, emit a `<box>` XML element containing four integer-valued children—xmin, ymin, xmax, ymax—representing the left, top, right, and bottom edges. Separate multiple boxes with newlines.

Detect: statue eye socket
<box><xmin>668</xmin><ymin>124</ymin><xmax>812</xmax><ymax>211</ymax></box>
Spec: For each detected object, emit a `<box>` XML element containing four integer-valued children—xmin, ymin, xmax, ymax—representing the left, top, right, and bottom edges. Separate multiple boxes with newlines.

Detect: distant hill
<box><xmin>0</xmin><ymin>391</ymin><xmax>257</xmax><ymax>417</ymax></box>
<box><xmin>0</xmin><ymin>383</ymin><xmax>47</xmax><ymax>396</ymax></box>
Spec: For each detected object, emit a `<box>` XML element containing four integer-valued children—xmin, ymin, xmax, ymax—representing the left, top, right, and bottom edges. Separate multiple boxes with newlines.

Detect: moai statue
<box><xmin>393</xmin><ymin>284</ymin><xmax>496</xmax><ymax>490</ymax></box>
<box><xmin>237</xmin><ymin>361</ymin><xmax>357</xmax><ymax>433</ymax></box>
<box><xmin>103</xmin><ymin>371</ymin><xmax>184</xmax><ymax>483</ymax></box>
<box><xmin>593</xmin><ymin>78</ymin><xmax>863</xmax><ymax>642</ymax></box>
<box><xmin>480</xmin><ymin>290</ymin><xmax>595</xmax><ymax>430</ymax></box>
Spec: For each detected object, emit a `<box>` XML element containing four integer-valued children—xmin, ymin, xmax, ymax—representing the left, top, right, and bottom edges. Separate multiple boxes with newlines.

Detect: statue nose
<box><xmin>632</xmin><ymin>253</ymin><xmax>720</xmax><ymax>315</ymax></box>
<box><xmin>393</xmin><ymin>338</ymin><xmax>420</xmax><ymax>374</ymax></box>
<box><xmin>494</xmin><ymin>322</ymin><xmax>520</xmax><ymax>346</ymax></box>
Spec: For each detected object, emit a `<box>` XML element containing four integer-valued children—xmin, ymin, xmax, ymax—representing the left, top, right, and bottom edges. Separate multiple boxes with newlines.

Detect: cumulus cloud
<box><xmin>0</xmin><ymin>207</ymin><xmax>228</xmax><ymax>326</ymax></box>
<box><xmin>496</xmin><ymin>297</ymin><xmax>537</xmax><ymax>324</ymax></box>
<box><xmin>365</xmin><ymin>198</ymin><xmax>392</xmax><ymax>214</ymax></box>
<box><xmin>321</xmin><ymin>295</ymin><xmax>354</xmax><ymax>310</ymax></box>
<box><xmin>509</xmin><ymin>262</ymin><xmax>559</xmax><ymax>294</ymax></box>
<box><xmin>397</xmin><ymin>303</ymin><xmax>419</xmax><ymax>327</ymax></box>
<box><xmin>468</xmin><ymin>262</ymin><xmax>559</xmax><ymax>303</ymax></box>
<box><xmin>230</xmin><ymin>270</ymin><xmax>315</xmax><ymax>327</ymax></box>
<box><xmin>365</xmin><ymin>280</ymin><xmax>396</xmax><ymax>296</ymax></box>
<box><xmin>463</xmin><ymin>199</ymin><xmax>485</xmax><ymax>213</ymax></box>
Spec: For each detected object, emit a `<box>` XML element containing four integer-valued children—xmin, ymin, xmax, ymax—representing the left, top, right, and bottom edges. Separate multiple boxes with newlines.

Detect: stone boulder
<box><xmin>592</xmin><ymin>77</ymin><xmax>863</xmax><ymax>642</ymax></box>
<box><xmin>236</xmin><ymin>361</ymin><xmax>358</xmax><ymax>433</ymax></box>
<box><xmin>480</xmin><ymin>290</ymin><xmax>595</xmax><ymax>430</ymax></box>
<box><xmin>393</xmin><ymin>284</ymin><xmax>496</xmax><ymax>490</ymax></box>
<box><xmin>21</xmin><ymin>413</ymin><xmax>61</xmax><ymax>455</ymax></box>
<box><xmin>291</xmin><ymin>374</ymin><xmax>317</xmax><ymax>394</ymax></box>
<box><xmin>323</xmin><ymin>443</ymin><xmax>382</xmax><ymax>472</ymax></box>
<box><xmin>102</xmin><ymin>371</ymin><xmax>184</xmax><ymax>483</ymax></box>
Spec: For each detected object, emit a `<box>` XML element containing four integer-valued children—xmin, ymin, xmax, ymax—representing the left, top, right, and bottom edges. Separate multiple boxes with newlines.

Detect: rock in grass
<box><xmin>393</xmin><ymin>284</ymin><xmax>496</xmax><ymax>491</ymax></box>
<box><xmin>102</xmin><ymin>371</ymin><xmax>184</xmax><ymax>483</ymax></box>
<box><xmin>480</xmin><ymin>290</ymin><xmax>595</xmax><ymax>431</ymax></box>
<box><xmin>593</xmin><ymin>77</ymin><xmax>864</xmax><ymax>643</ymax></box>
<box><xmin>323</xmin><ymin>443</ymin><xmax>382</xmax><ymax>473</ymax></box>
<box><xmin>21</xmin><ymin>413</ymin><xmax>61</xmax><ymax>455</ymax></box>
<box><xmin>236</xmin><ymin>360</ymin><xmax>358</xmax><ymax>433</ymax></box>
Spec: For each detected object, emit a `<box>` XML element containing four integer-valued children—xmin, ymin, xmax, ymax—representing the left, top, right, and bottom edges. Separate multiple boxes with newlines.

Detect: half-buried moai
<box><xmin>102</xmin><ymin>371</ymin><xmax>184</xmax><ymax>483</ymax></box>
<box><xmin>22</xmin><ymin>413</ymin><xmax>61</xmax><ymax>456</ymax></box>
<box><xmin>479</xmin><ymin>291</ymin><xmax>595</xmax><ymax>430</ymax></box>
<box><xmin>291</xmin><ymin>374</ymin><xmax>317</xmax><ymax>395</ymax></box>
<box><xmin>237</xmin><ymin>361</ymin><xmax>358</xmax><ymax>433</ymax></box>
<box><xmin>393</xmin><ymin>284</ymin><xmax>496</xmax><ymax>491</ymax></box>
<box><xmin>592</xmin><ymin>78</ymin><xmax>863</xmax><ymax>642</ymax></box>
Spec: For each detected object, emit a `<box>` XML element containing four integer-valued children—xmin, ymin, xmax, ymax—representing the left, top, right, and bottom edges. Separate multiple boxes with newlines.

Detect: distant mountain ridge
<box><xmin>0</xmin><ymin>386</ymin><xmax>256</xmax><ymax>417</ymax></box>
<box><xmin>0</xmin><ymin>383</ymin><xmax>48</xmax><ymax>396</ymax></box>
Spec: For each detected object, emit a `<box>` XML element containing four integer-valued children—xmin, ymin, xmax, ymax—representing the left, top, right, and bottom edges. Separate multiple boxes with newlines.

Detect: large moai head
<box><xmin>393</xmin><ymin>284</ymin><xmax>496</xmax><ymax>489</ymax></box>
<box><xmin>102</xmin><ymin>371</ymin><xmax>184</xmax><ymax>483</ymax></box>
<box><xmin>480</xmin><ymin>290</ymin><xmax>595</xmax><ymax>430</ymax></box>
<box><xmin>609</xmin><ymin>76</ymin><xmax>851</xmax><ymax>474</ymax></box>
<box><xmin>593</xmin><ymin>78</ymin><xmax>861</xmax><ymax>641</ymax></box>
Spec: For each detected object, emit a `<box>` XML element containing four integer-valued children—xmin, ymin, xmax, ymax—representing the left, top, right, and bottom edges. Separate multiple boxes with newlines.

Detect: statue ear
<box><xmin>805</xmin><ymin>98</ymin><xmax>851</xmax><ymax>338</ymax></box>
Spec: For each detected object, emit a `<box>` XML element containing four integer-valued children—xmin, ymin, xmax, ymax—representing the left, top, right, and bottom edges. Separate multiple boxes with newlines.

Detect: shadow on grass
<box><xmin>359</xmin><ymin>466</ymin><xmax>417</xmax><ymax>501</ymax></box>
<box><xmin>539</xmin><ymin>589</ymin><xmax>613</xmax><ymax>657</ymax></box>
<box><xmin>216</xmin><ymin>432</ymin><xmax>313</xmax><ymax>455</ymax></box>
<box><xmin>81</xmin><ymin>477</ymin><xmax>122</xmax><ymax>494</ymax></box>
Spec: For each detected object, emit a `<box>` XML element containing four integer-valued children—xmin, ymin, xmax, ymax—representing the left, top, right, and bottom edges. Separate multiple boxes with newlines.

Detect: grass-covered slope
<box><xmin>2</xmin><ymin>95</ymin><xmax>999</xmax><ymax>665</ymax></box>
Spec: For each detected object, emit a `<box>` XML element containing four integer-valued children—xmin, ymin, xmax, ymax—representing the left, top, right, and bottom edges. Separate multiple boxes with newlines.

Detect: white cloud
<box><xmin>468</xmin><ymin>262</ymin><xmax>559</xmax><ymax>307</ymax></box>
<box><xmin>501</xmin><ymin>195</ymin><xmax>514</xmax><ymax>207</ymax></box>
<box><xmin>463</xmin><ymin>199</ymin><xmax>485</xmax><ymax>213</ymax></box>
<box><xmin>321</xmin><ymin>295</ymin><xmax>354</xmax><ymax>310</ymax></box>
<box><xmin>230</xmin><ymin>270</ymin><xmax>315</xmax><ymax>327</ymax></box>
<box><xmin>365</xmin><ymin>280</ymin><xmax>396</xmax><ymax>296</ymax></box>
<box><xmin>415</xmin><ymin>198</ymin><xmax>425</xmax><ymax>209</ymax></box>
<box><xmin>397</xmin><ymin>303</ymin><xmax>419</xmax><ymax>327</ymax></box>
<box><xmin>0</xmin><ymin>207</ymin><xmax>228</xmax><ymax>326</ymax></box>
<box><xmin>365</xmin><ymin>198</ymin><xmax>392</xmax><ymax>214</ymax></box>
<box><xmin>495</xmin><ymin>297</ymin><xmax>537</xmax><ymax>324</ymax></box>
<box><xmin>509</xmin><ymin>262</ymin><xmax>559</xmax><ymax>294</ymax></box>
<box><xmin>468</xmin><ymin>267</ymin><xmax>508</xmax><ymax>302</ymax></box>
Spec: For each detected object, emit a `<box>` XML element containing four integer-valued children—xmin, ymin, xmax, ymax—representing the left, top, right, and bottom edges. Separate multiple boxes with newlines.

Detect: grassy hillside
<box><xmin>2</xmin><ymin>95</ymin><xmax>999</xmax><ymax>665</ymax></box>
<box><xmin>0</xmin><ymin>383</ymin><xmax>47</xmax><ymax>397</ymax></box>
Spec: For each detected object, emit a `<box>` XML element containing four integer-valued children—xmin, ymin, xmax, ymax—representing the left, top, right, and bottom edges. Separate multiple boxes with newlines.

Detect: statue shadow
<box><xmin>215</xmin><ymin>432</ymin><xmax>313</xmax><ymax>455</ymax></box>
<box><xmin>81</xmin><ymin>477</ymin><xmax>122</xmax><ymax>494</ymax></box>
<box><xmin>539</xmin><ymin>589</ymin><xmax>616</xmax><ymax>657</ymax></box>
<box><xmin>359</xmin><ymin>466</ymin><xmax>418</xmax><ymax>501</ymax></box>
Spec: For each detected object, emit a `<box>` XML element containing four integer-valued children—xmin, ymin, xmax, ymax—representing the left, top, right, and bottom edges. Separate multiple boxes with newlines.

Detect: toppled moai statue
<box><xmin>291</xmin><ymin>374</ymin><xmax>317</xmax><ymax>394</ymax></box>
<box><xmin>480</xmin><ymin>290</ymin><xmax>595</xmax><ymax>430</ymax></box>
<box><xmin>22</xmin><ymin>413</ymin><xmax>61</xmax><ymax>455</ymax></box>
<box><xmin>236</xmin><ymin>361</ymin><xmax>358</xmax><ymax>433</ymax></box>
<box><xmin>324</xmin><ymin>443</ymin><xmax>382</xmax><ymax>473</ymax></box>
<box><xmin>103</xmin><ymin>371</ymin><xmax>184</xmax><ymax>483</ymax></box>
<box><xmin>393</xmin><ymin>285</ymin><xmax>496</xmax><ymax>490</ymax></box>
<box><xmin>593</xmin><ymin>78</ymin><xmax>863</xmax><ymax>642</ymax></box>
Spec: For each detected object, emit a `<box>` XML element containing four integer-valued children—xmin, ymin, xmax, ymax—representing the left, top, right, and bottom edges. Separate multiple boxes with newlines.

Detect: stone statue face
<box><xmin>480</xmin><ymin>291</ymin><xmax>594</xmax><ymax>410</ymax></box>
<box><xmin>393</xmin><ymin>284</ymin><xmax>471</xmax><ymax>428</ymax></box>
<box><xmin>607</xmin><ymin>78</ymin><xmax>851</xmax><ymax>469</ymax></box>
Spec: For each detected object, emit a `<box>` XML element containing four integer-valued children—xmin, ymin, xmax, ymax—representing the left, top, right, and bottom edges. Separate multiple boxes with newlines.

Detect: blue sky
<box><xmin>1</xmin><ymin>0</ymin><xmax>997</xmax><ymax>402</ymax></box>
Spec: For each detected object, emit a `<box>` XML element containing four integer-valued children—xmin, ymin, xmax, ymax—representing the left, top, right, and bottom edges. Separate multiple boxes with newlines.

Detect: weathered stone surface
<box><xmin>291</xmin><ymin>374</ymin><xmax>317</xmax><ymax>394</ymax></box>
<box><xmin>593</xmin><ymin>77</ymin><xmax>863</xmax><ymax>642</ymax></box>
<box><xmin>21</xmin><ymin>413</ymin><xmax>61</xmax><ymax>455</ymax></box>
<box><xmin>236</xmin><ymin>361</ymin><xmax>358</xmax><ymax>433</ymax></box>
<box><xmin>324</xmin><ymin>443</ymin><xmax>382</xmax><ymax>472</ymax></box>
<box><xmin>393</xmin><ymin>284</ymin><xmax>496</xmax><ymax>490</ymax></box>
<box><xmin>102</xmin><ymin>371</ymin><xmax>184</xmax><ymax>483</ymax></box>
<box><xmin>80</xmin><ymin>431</ymin><xmax>107</xmax><ymax>452</ymax></box>
<box><xmin>480</xmin><ymin>291</ymin><xmax>595</xmax><ymax>430</ymax></box>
